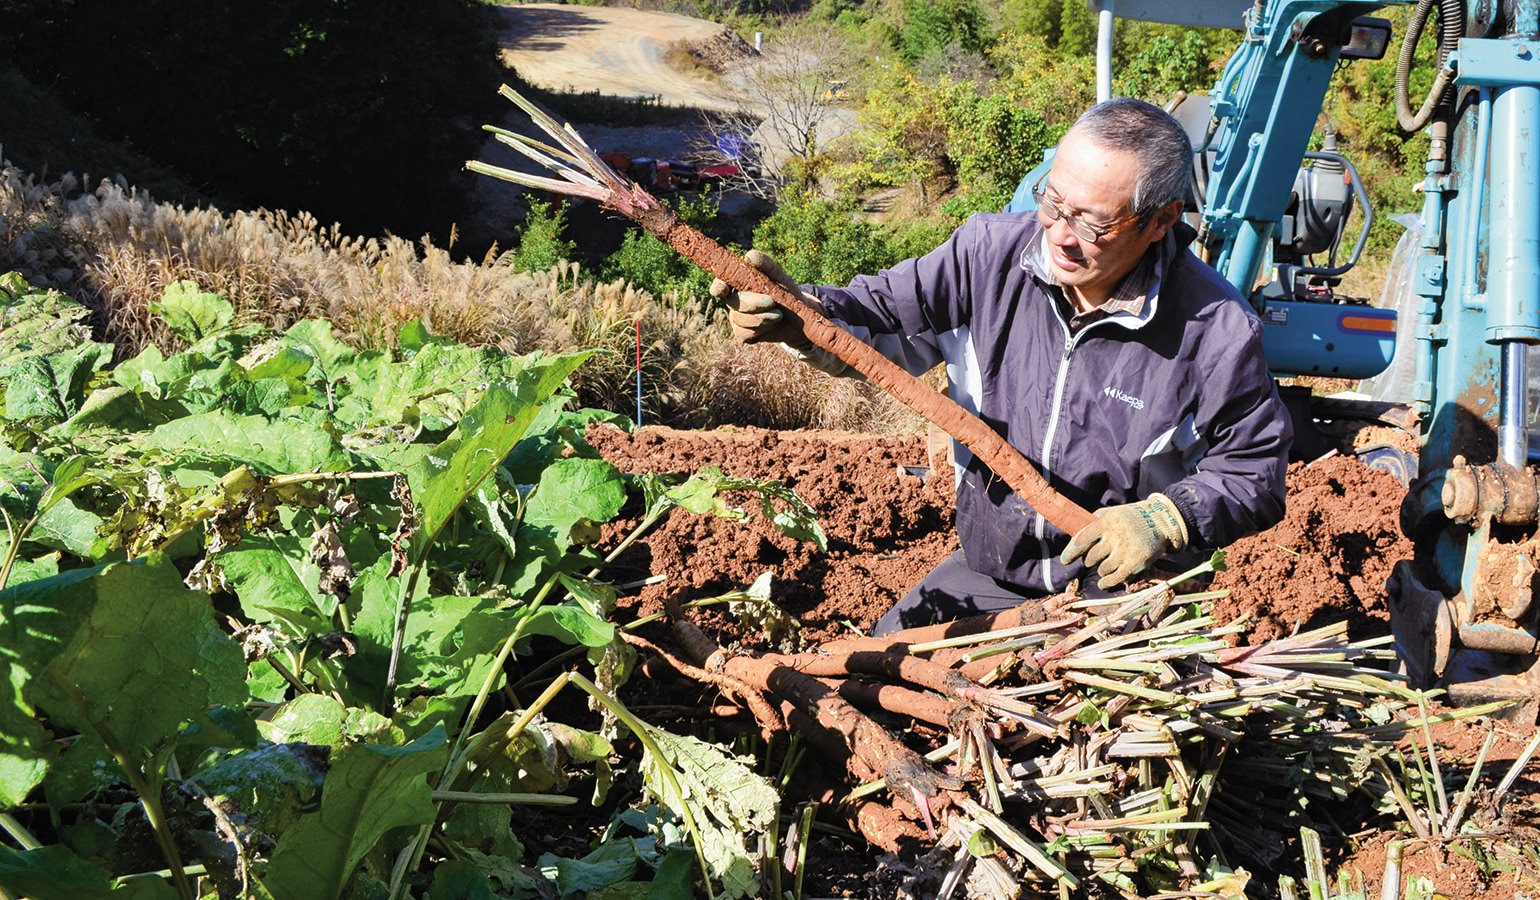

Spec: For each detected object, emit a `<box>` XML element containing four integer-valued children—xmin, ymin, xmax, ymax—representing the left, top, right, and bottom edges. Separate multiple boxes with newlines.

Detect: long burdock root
<box><xmin>816</xmin><ymin>589</ymin><xmax>1082</xmax><ymax>657</ymax></box>
<box><xmin>667</xmin><ymin>611</ymin><xmax>960</xmax><ymax>838</ymax></box>
<box><xmin>468</xmin><ymin>86</ymin><xmax>1096</xmax><ymax>538</ymax></box>
<box><xmin>621</xmin><ymin>631</ymin><xmax>784</xmax><ymax>739</ymax></box>
<box><xmin>770</xmin><ymin>649</ymin><xmax>976</xmax><ymax>700</ymax></box>
<box><xmin>638</xmin><ymin>212</ymin><xmax>1094</xmax><ymax>536</ymax></box>
<box><xmin>818</xmin><ymin>677</ymin><xmax>977</xmax><ymax>733</ymax></box>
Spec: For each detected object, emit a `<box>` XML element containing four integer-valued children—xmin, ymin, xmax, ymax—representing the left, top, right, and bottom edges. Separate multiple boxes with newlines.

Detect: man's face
<box><xmin>1038</xmin><ymin>128</ymin><xmax>1179</xmax><ymax>306</ymax></box>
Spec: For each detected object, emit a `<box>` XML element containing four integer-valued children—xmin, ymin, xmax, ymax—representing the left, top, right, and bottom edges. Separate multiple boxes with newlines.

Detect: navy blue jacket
<box><xmin>803</xmin><ymin>213</ymin><xmax>1291</xmax><ymax>592</ymax></box>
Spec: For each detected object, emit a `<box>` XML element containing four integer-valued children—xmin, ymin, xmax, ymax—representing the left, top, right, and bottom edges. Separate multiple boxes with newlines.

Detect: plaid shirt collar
<box><xmin>1024</xmin><ymin>226</ymin><xmax>1174</xmax><ymax>331</ymax></box>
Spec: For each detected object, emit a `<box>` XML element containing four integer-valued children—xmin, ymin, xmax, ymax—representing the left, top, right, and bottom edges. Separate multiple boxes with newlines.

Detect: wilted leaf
<box><xmin>638</xmin><ymin>727</ymin><xmax>777</xmax><ymax>899</ymax></box>
<box><xmin>539</xmin><ymin>837</ymin><xmax>641</xmax><ymax>897</ymax></box>
<box><xmin>654</xmin><ymin>466</ymin><xmax>826</xmax><ymax>551</ymax></box>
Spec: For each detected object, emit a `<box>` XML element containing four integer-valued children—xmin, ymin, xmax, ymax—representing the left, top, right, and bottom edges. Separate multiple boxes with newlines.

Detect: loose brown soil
<box><xmin>587</xmin><ymin>423</ymin><xmax>1540</xmax><ymax>900</ymax></box>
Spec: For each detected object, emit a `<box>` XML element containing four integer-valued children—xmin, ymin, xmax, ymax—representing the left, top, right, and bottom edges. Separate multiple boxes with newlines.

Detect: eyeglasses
<box><xmin>1031</xmin><ymin>179</ymin><xmax>1144</xmax><ymax>244</ymax></box>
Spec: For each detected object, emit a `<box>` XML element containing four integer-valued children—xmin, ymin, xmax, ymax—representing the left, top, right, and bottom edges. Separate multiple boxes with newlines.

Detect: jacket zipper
<box><xmin>1035</xmin><ymin>301</ymin><xmax>1124</xmax><ymax>592</ymax></box>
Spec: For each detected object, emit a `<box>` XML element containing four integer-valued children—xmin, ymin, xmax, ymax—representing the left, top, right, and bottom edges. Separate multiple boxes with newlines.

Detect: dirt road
<box><xmin>494</xmin><ymin>3</ymin><xmax>739</xmax><ymax>112</ymax></box>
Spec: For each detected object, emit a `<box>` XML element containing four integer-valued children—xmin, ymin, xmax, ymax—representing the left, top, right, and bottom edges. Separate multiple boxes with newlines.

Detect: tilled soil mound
<box><xmin>1212</xmin><ymin>453</ymin><xmax>1414</xmax><ymax>643</ymax></box>
<box><xmin>589</xmin><ymin>423</ymin><xmax>1402</xmax><ymax>646</ymax></box>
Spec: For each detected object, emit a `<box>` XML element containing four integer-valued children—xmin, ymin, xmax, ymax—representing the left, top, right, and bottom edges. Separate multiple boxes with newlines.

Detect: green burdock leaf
<box><xmin>218</xmin><ymin>534</ymin><xmax>330</xmax><ymax>626</ymax></box>
<box><xmin>391</xmin><ymin>596</ymin><xmax>510</xmax><ymax>705</ymax></box>
<box><xmin>109</xmin><ymin>343</ymin><xmax>246</xmax><ymax>417</ymax></box>
<box><xmin>333</xmin><ymin>340</ymin><xmax>516</xmax><ymax>434</ymax></box>
<box><xmin>639</xmin><ymin>728</ymin><xmax>777</xmax><ymax>900</ymax></box>
<box><xmin>398</xmin><ymin>318</ymin><xmax>454</xmax><ymax>353</ymax></box>
<box><xmin>4</xmin><ymin>354</ymin><xmax>69</xmax><ymax>420</ymax></box>
<box><xmin>149</xmin><ymin>410</ymin><xmax>347</xmax><ymax>475</ymax></box>
<box><xmin>406</xmin><ymin>353</ymin><xmax>594</xmax><ymax>564</ymax></box>
<box><xmin>523</xmin><ymin>458</ymin><xmax>627</xmax><ymax>550</ymax></box>
<box><xmin>265</xmin><ymin>725</ymin><xmax>449</xmax><ymax>900</ymax></box>
<box><xmin>344</xmin><ymin>556</ymin><xmax>430</xmax><ymax>702</ymax></box>
<box><xmin>258</xmin><ymin>694</ymin><xmax>398</xmax><ymax>748</ymax></box>
<box><xmin>150</xmin><ymin>280</ymin><xmax>234</xmax><ymax>343</ymax></box>
<box><xmin>246</xmin><ymin>344</ymin><xmax>316</xmax><ymax>383</ymax></box>
<box><xmin>487</xmin><ymin>456</ymin><xmax>627</xmax><ymax>602</ymax></box>
<box><xmin>0</xmin><ymin>716</ymin><xmax>51</xmax><ymax>807</ymax></box>
<box><xmin>0</xmin><ymin>273</ymin><xmax>97</xmax><ymax>365</ymax></box>
<box><xmin>0</xmin><ymin>452</ymin><xmax>104</xmax><ymax>565</ymax></box>
<box><xmin>647</xmin><ymin>848</ymin><xmax>697</xmax><ymax>900</ymax></box>
<box><xmin>2</xmin><ymin>341</ymin><xmax>112</xmax><ymax>422</ymax></box>
<box><xmin>227</xmin><ymin>375</ymin><xmax>310</xmax><ymax>416</ymax></box>
<box><xmin>30</xmin><ymin>497</ymin><xmax>104</xmax><ymax>558</ymax></box>
<box><xmin>502</xmin><ymin>406</ymin><xmax>628</xmax><ymax>486</ymax></box>
<box><xmin>53</xmin><ymin>385</ymin><xmax>150</xmax><ymax>436</ymax></box>
<box><xmin>0</xmin><ymin>565</ymin><xmax>106</xmax><ymax>805</ymax></box>
<box><xmin>259</xmin><ymin>694</ymin><xmax>350</xmax><ymax>747</ymax></box>
<box><xmin>23</xmin><ymin>556</ymin><xmax>250</xmax><ymax>760</ymax></box>
<box><xmin>0</xmin><ymin>844</ymin><xmax>177</xmax><ymax>899</ymax></box>
<box><xmin>521</xmin><ymin>603</ymin><xmax>617</xmax><ymax>649</ymax></box>
<box><xmin>278</xmin><ymin>319</ymin><xmax>358</xmax><ymax>375</ymax></box>
<box><xmin>429</xmin><ymin>859</ymin><xmax>498</xmax><ymax>900</ymax></box>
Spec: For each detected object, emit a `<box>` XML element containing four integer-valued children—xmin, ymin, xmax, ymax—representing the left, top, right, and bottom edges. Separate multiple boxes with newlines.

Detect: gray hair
<box><xmin>1068</xmin><ymin>97</ymin><xmax>1192</xmax><ymax>220</ymax></box>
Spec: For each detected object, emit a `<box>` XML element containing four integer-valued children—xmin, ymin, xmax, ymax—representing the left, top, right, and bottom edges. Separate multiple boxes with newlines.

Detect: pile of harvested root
<box><xmin>627</xmin><ymin>556</ymin><xmax>1498</xmax><ymax>898</ymax></box>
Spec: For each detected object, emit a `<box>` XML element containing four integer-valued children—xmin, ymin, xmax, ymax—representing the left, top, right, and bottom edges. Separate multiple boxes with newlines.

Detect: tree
<box><xmin>1001</xmin><ymin>0</ymin><xmax>1065</xmax><ymax>46</ymax></box>
<box><xmin>1114</xmin><ymin>24</ymin><xmax>1235</xmax><ymax>104</ymax></box>
<box><xmin>695</xmin><ymin>27</ymin><xmax>854</xmax><ymax>199</ymax></box>
<box><xmin>829</xmin><ymin>66</ymin><xmax>954</xmax><ymax>205</ymax></box>
<box><xmin>894</xmin><ymin>0</ymin><xmax>993</xmax><ymax>64</ymax></box>
<box><xmin>1058</xmin><ymin>0</ymin><xmax>1098</xmax><ymax>56</ymax></box>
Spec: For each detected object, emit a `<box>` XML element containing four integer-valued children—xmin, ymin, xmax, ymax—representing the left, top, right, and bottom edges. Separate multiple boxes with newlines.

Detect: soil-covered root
<box><xmin>668</xmin><ymin>613</ymin><xmax>963</xmax><ymax>838</ymax></box>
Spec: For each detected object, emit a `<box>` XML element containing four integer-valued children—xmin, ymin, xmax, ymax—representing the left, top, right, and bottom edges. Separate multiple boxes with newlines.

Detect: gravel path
<box><xmin>494</xmin><ymin>3</ymin><xmax>739</xmax><ymax>112</ymax></box>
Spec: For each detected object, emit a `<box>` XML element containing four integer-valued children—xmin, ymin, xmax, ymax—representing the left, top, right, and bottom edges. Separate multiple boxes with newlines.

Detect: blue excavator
<box><xmin>1011</xmin><ymin>0</ymin><xmax>1540</xmax><ymax>714</ymax></box>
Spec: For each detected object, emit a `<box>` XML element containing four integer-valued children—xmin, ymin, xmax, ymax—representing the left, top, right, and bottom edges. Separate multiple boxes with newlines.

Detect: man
<box><xmin>711</xmin><ymin>97</ymin><xmax>1291</xmax><ymax>635</ymax></box>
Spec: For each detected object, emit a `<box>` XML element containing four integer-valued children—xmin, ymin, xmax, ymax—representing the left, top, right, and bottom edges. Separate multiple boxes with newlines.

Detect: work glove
<box><xmin>709</xmin><ymin>250</ymin><xmax>814</xmax><ymax>351</ymax></box>
<box><xmin>1059</xmin><ymin>493</ymin><xmax>1190</xmax><ymax>590</ymax></box>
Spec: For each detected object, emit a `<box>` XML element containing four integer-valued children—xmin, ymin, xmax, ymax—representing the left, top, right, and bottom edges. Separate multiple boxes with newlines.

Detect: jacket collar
<box><xmin>1018</xmin><ymin>218</ymin><xmax>1194</xmax><ymax>329</ymax></box>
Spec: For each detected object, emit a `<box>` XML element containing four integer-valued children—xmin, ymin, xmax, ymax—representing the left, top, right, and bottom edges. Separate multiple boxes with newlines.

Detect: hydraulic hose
<box><xmin>1396</xmin><ymin>0</ymin><xmax>1465</xmax><ymax>132</ymax></box>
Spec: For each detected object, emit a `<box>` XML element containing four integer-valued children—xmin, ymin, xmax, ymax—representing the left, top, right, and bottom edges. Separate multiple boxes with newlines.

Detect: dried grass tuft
<box><xmin>700</xmin><ymin>343</ymin><xmax>929</xmax><ymax>433</ymax></box>
<box><xmin>0</xmin><ymin>159</ymin><xmax>902</xmax><ymax>432</ymax></box>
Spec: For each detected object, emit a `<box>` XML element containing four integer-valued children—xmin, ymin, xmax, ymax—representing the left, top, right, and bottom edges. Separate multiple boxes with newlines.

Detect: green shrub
<box><xmin>1114</xmin><ymin>24</ymin><xmax>1236</xmax><ymax>103</ymax></box>
<box><xmin>508</xmin><ymin>199</ymin><xmax>578</xmax><ymax>273</ymax></box>
<box><xmin>942</xmin><ymin>90</ymin><xmax>1055</xmax><ymax>214</ymax></box>
<box><xmin>600</xmin><ymin>195</ymin><xmax>722</xmax><ymax>307</ymax></box>
<box><xmin>749</xmin><ymin>190</ymin><xmax>953</xmax><ymax>288</ymax></box>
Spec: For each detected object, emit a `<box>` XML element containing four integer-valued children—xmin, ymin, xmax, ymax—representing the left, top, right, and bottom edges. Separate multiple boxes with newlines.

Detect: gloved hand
<box><xmin>709</xmin><ymin>250</ymin><xmax>814</xmax><ymax>350</ymax></box>
<box><xmin>1059</xmin><ymin>493</ymin><xmax>1190</xmax><ymax>589</ymax></box>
